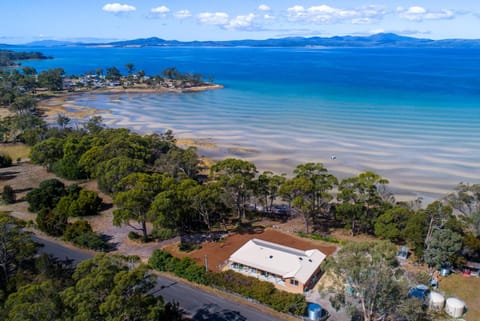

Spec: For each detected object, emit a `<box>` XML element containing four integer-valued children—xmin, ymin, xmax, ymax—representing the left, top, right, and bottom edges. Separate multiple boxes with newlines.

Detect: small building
<box><xmin>228</xmin><ymin>238</ymin><xmax>327</xmax><ymax>293</ymax></box>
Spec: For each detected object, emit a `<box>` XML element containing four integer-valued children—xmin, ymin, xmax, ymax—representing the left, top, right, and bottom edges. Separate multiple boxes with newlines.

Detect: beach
<box><xmin>22</xmin><ymin>46</ymin><xmax>480</xmax><ymax>204</ymax></box>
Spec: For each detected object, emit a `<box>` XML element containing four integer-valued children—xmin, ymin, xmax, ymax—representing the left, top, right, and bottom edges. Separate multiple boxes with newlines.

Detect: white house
<box><xmin>228</xmin><ymin>238</ymin><xmax>326</xmax><ymax>293</ymax></box>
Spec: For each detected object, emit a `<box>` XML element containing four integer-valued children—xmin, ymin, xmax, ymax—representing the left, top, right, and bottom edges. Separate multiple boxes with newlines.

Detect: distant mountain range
<box><xmin>4</xmin><ymin>33</ymin><xmax>480</xmax><ymax>48</ymax></box>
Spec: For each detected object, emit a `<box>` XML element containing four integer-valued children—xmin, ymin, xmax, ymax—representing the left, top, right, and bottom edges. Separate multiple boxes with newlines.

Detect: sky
<box><xmin>1</xmin><ymin>0</ymin><xmax>480</xmax><ymax>43</ymax></box>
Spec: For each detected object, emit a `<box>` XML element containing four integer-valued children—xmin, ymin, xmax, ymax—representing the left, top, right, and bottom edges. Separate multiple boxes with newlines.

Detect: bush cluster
<box><xmin>64</xmin><ymin>220</ymin><xmax>107</xmax><ymax>251</ymax></box>
<box><xmin>149</xmin><ymin>249</ymin><xmax>307</xmax><ymax>315</ymax></box>
<box><xmin>25</xmin><ymin>179</ymin><xmax>108</xmax><ymax>250</ymax></box>
<box><xmin>0</xmin><ymin>154</ymin><xmax>12</xmax><ymax>168</ymax></box>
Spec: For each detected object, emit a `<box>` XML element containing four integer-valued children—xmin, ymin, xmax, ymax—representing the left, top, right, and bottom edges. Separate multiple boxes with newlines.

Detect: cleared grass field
<box><xmin>439</xmin><ymin>274</ymin><xmax>480</xmax><ymax>320</ymax></box>
<box><xmin>0</xmin><ymin>143</ymin><xmax>31</xmax><ymax>161</ymax></box>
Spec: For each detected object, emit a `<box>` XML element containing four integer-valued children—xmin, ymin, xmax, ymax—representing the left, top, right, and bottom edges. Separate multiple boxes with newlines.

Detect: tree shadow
<box><xmin>191</xmin><ymin>303</ymin><xmax>247</xmax><ymax>321</ymax></box>
<box><xmin>100</xmin><ymin>202</ymin><xmax>113</xmax><ymax>211</ymax></box>
<box><xmin>233</xmin><ymin>222</ymin><xmax>265</xmax><ymax>235</ymax></box>
<box><xmin>0</xmin><ymin>170</ymin><xmax>20</xmax><ymax>181</ymax></box>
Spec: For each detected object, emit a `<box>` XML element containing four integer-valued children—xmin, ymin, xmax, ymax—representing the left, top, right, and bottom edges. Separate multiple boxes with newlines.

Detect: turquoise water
<box><xmin>15</xmin><ymin>46</ymin><xmax>480</xmax><ymax>201</ymax></box>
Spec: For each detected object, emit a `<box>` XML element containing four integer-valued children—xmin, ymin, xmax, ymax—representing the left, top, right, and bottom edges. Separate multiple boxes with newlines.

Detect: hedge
<box><xmin>149</xmin><ymin>249</ymin><xmax>307</xmax><ymax>315</ymax></box>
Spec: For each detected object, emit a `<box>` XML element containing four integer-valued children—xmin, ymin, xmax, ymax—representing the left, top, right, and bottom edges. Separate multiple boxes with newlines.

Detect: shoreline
<box><xmin>35</xmin><ymin>83</ymin><xmax>224</xmax><ymax>121</ymax></box>
<box><xmin>34</xmin><ymin>88</ymin><xmax>467</xmax><ymax>205</ymax></box>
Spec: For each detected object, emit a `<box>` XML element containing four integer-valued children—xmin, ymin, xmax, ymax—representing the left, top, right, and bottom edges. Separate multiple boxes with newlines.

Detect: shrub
<box><xmin>151</xmin><ymin>228</ymin><xmax>177</xmax><ymax>241</ymax></box>
<box><xmin>26</xmin><ymin>179</ymin><xmax>66</xmax><ymax>212</ymax></box>
<box><xmin>64</xmin><ymin>220</ymin><xmax>108</xmax><ymax>251</ymax></box>
<box><xmin>36</xmin><ymin>208</ymin><xmax>68</xmax><ymax>236</ymax></box>
<box><xmin>128</xmin><ymin>231</ymin><xmax>141</xmax><ymax>241</ymax></box>
<box><xmin>71</xmin><ymin>232</ymin><xmax>107</xmax><ymax>251</ymax></box>
<box><xmin>179</xmin><ymin>242</ymin><xmax>201</xmax><ymax>252</ymax></box>
<box><xmin>296</xmin><ymin>231</ymin><xmax>344</xmax><ymax>244</ymax></box>
<box><xmin>0</xmin><ymin>153</ymin><xmax>12</xmax><ymax>167</ymax></box>
<box><xmin>64</xmin><ymin>220</ymin><xmax>92</xmax><ymax>240</ymax></box>
<box><xmin>2</xmin><ymin>185</ymin><xmax>16</xmax><ymax>204</ymax></box>
<box><xmin>55</xmin><ymin>189</ymin><xmax>102</xmax><ymax>217</ymax></box>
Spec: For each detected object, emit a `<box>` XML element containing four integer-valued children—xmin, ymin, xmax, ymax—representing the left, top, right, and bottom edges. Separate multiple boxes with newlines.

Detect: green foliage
<box><xmin>1</xmin><ymin>185</ymin><xmax>16</xmax><ymax>204</ymax></box>
<box><xmin>151</xmin><ymin>228</ymin><xmax>177</xmax><ymax>241</ymax></box>
<box><xmin>149</xmin><ymin>178</ymin><xmax>198</xmax><ymax>232</ymax></box>
<box><xmin>26</xmin><ymin>179</ymin><xmax>66</xmax><ymax>212</ymax></box>
<box><xmin>0</xmin><ymin>50</ymin><xmax>48</xmax><ymax>67</ymax></box>
<box><xmin>60</xmin><ymin>255</ymin><xmax>180</xmax><ymax>321</ymax></box>
<box><xmin>424</xmin><ymin>228</ymin><xmax>463</xmax><ymax>268</ymax></box>
<box><xmin>403</xmin><ymin>215</ymin><xmax>427</xmax><ymax>260</ymax></box>
<box><xmin>328</xmin><ymin>241</ymin><xmax>406</xmax><ymax>321</ymax></box>
<box><xmin>64</xmin><ymin>220</ymin><xmax>92</xmax><ymax>240</ymax></box>
<box><xmin>38</xmin><ymin>68</ymin><xmax>65</xmax><ymax>91</ymax></box>
<box><xmin>114</xmin><ymin>173</ymin><xmax>170</xmax><ymax>241</ymax></box>
<box><xmin>63</xmin><ymin>220</ymin><xmax>108</xmax><ymax>251</ymax></box>
<box><xmin>148</xmin><ymin>249</ymin><xmax>307</xmax><ymax>315</ymax></box>
<box><xmin>105</xmin><ymin>66</ymin><xmax>121</xmax><ymax>81</ymax></box>
<box><xmin>4</xmin><ymin>280</ymin><xmax>63</xmax><ymax>321</ymax></box>
<box><xmin>96</xmin><ymin>156</ymin><xmax>145</xmax><ymax>194</ymax></box>
<box><xmin>52</xmin><ymin>134</ymin><xmax>92</xmax><ymax>180</ymax></box>
<box><xmin>337</xmin><ymin>171</ymin><xmax>392</xmax><ymax>235</ymax></box>
<box><xmin>72</xmin><ymin>190</ymin><xmax>103</xmax><ymax>217</ymax></box>
<box><xmin>210</xmin><ymin>158</ymin><xmax>257</xmax><ymax>219</ymax></box>
<box><xmin>295</xmin><ymin>231</ymin><xmax>344</xmax><ymax>244</ymax></box>
<box><xmin>154</xmin><ymin>146</ymin><xmax>201</xmax><ymax>179</ymax></box>
<box><xmin>0</xmin><ymin>212</ymin><xmax>39</xmax><ymax>301</ymax></box>
<box><xmin>36</xmin><ymin>208</ymin><xmax>68</xmax><ymax>236</ymax></box>
<box><xmin>30</xmin><ymin>137</ymin><xmax>64</xmax><ymax>171</ymax></box>
<box><xmin>0</xmin><ymin>153</ymin><xmax>12</xmax><ymax>167</ymax></box>
<box><xmin>374</xmin><ymin>206</ymin><xmax>412</xmax><ymax>242</ymax></box>
<box><xmin>128</xmin><ymin>231</ymin><xmax>142</xmax><ymax>241</ymax></box>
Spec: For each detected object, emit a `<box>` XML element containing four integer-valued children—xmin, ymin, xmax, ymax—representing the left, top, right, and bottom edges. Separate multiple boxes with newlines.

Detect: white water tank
<box><xmin>429</xmin><ymin>292</ymin><xmax>445</xmax><ymax>310</ymax></box>
<box><xmin>445</xmin><ymin>298</ymin><xmax>465</xmax><ymax>318</ymax></box>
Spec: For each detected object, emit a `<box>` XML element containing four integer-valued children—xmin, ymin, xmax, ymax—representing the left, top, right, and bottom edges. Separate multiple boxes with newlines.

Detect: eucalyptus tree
<box><xmin>255</xmin><ymin>171</ymin><xmax>286</xmax><ymax>212</ymax></box>
<box><xmin>328</xmin><ymin>241</ymin><xmax>406</xmax><ymax>321</ymax></box>
<box><xmin>337</xmin><ymin>171</ymin><xmax>391</xmax><ymax>235</ymax></box>
<box><xmin>445</xmin><ymin>182</ymin><xmax>480</xmax><ymax>236</ymax></box>
<box><xmin>113</xmin><ymin>173</ymin><xmax>170</xmax><ymax>241</ymax></box>
<box><xmin>149</xmin><ymin>179</ymin><xmax>198</xmax><ymax>233</ymax></box>
<box><xmin>187</xmin><ymin>182</ymin><xmax>228</xmax><ymax>231</ymax></box>
<box><xmin>210</xmin><ymin>158</ymin><xmax>257</xmax><ymax>220</ymax></box>
<box><xmin>279</xmin><ymin>163</ymin><xmax>337</xmax><ymax>233</ymax></box>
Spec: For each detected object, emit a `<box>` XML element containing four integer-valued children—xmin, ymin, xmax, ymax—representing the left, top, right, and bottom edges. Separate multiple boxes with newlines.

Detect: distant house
<box><xmin>228</xmin><ymin>238</ymin><xmax>326</xmax><ymax>293</ymax></box>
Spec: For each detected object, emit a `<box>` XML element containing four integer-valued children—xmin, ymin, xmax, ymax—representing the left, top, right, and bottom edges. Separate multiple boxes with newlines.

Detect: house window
<box><xmin>289</xmin><ymin>279</ymin><xmax>299</xmax><ymax>286</ymax></box>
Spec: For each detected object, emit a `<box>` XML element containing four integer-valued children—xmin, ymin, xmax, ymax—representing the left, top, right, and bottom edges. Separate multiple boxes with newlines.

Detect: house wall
<box><xmin>284</xmin><ymin>278</ymin><xmax>305</xmax><ymax>293</ymax></box>
<box><xmin>229</xmin><ymin>261</ymin><xmax>304</xmax><ymax>294</ymax></box>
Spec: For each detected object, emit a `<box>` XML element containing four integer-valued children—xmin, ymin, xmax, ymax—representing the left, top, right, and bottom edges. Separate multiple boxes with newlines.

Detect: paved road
<box><xmin>33</xmin><ymin>235</ymin><xmax>286</xmax><ymax>321</ymax></box>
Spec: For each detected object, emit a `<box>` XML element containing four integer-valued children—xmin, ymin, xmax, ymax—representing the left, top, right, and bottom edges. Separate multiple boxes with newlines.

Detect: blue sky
<box><xmin>1</xmin><ymin>0</ymin><xmax>480</xmax><ymax>43</ymax></box>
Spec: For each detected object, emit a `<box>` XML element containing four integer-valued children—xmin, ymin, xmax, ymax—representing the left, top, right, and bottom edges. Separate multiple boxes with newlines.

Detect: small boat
<box><xmin>330</xmin><ymin>155</ymin><xmax>336</xmax><ymax>160</ymax></box>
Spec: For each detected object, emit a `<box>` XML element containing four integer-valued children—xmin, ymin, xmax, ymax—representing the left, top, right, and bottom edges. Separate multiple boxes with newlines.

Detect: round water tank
<box><xmin>307</xmin><ymin>303</ymin><xmax>322</xmax><ymax>321</ymax></box>
<box><xmin>445</xmin><ymin>298</ymin><xmax>465</xmax><ymax>318</ymax></box>
<box><xmin>429</xmin><ymin>292</ymin><xmax>445</xmax><ymax>310</ymax></box>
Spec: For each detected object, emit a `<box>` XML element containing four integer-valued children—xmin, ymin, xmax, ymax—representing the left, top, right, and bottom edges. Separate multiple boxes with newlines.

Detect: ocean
<box><xmin>14</xmin><ymin>46</ymin><xmax>480</xmax><ymax>202</ymax></box>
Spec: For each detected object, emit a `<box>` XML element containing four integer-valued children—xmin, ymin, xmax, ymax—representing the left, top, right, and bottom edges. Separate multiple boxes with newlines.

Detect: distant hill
<box><xmin>12</xmin><ymin>33</ymin><xmax>480</xmax><ymax>48</ymax></box>
<box><xmin>25</xmin><ymin>40</ymin><xmax>76</xmax><ymax>47</ymax></box>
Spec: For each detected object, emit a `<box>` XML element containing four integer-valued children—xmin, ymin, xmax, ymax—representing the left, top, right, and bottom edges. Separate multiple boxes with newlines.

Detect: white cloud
<box><xmin>197</xmin><ymin>12</ymin><xmax>230</xmax><ymax>25</ymax></box>
<box><xmin>397</xmin><ymin>6</ymin><xmax>454</xmax><ymax>21</ymax></box>
<box><xmin>174</xmin><ymin>10</ymin><xmax>192</xmax><ymax>19</ymax></box>
<box><xmin>286</xmin><ymin>4</ymin><xmax>385</xmax><ymax>24</ymax></box>
<box><xmin>226</xmin><ymin>13</ymin><xmax>256</xmax><ymax>30</ymax></box>
<box><xmin>151</xmin><ymin>6</ymin><xmax>170</xmax><ymax>14</ymax></box>
<box><xmin>258</xmin><ymin>4</ymin><xmax>271</xmax><ymax>11</ymax></box>
<box><xmin>263</xmin><ymin>14</ymin><xmax>275</xmax><ymax>20</ymax></box>
<box><xmin>102</xmin><ymin>3</ymin><xmax>136</xmax><ymax>13</ymax></box>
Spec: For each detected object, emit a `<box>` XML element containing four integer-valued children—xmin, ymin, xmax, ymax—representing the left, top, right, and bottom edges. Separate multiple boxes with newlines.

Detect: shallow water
<box><xmin>17</xmin><ymin>46</ymin><xmax>480</xmax><ymax>202</ymax></box>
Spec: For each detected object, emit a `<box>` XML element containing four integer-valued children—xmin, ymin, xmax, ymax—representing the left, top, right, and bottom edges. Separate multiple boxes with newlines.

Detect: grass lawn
<box><xmin>0</xmin><ymin>143</ymin><xmax>31</xmax><ymax>161</ymax></box>
<box><xmin>439</xmin><ymin>274</ymin><xmax>480</xmax><ymax>320</ymax></box>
